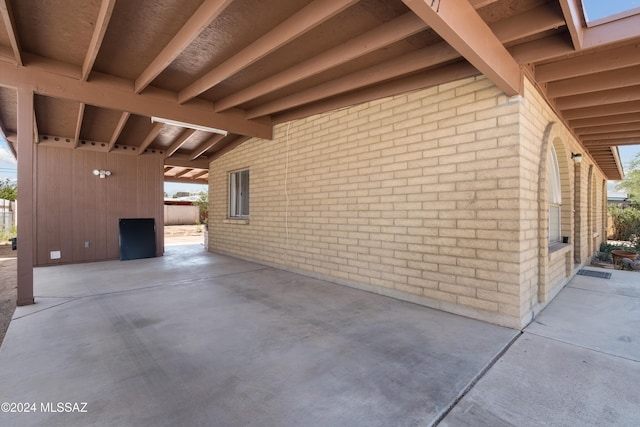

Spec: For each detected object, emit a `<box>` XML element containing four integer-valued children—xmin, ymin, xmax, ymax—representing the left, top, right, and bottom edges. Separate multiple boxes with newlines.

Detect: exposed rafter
<box><xmin>575</xmin><ymin>122</ymin><xmax>640</xmax><ymax>136</ymax></box>
<box><xmin>190</xmin><ymin>134</ymin><xmax>225</xmax><ymax>160</ymax></box>
<box><xmin>214</xmin><ymin>13</ymin><xmax>428</xmax><ymax>111</ymax></box>
<box><xmin>82</xmin><ymin>0</ymin><xmax>116</xmax><ymax>81</ymax></box>
<box><xmin>584</xmin><ymin>138</ymin><xmax>640</xmax><ymax>147</ymax></box>
<box><xmin>490</xmin><ymin>4</ymin><xmax>565</xmax><ymax>43</ymax></box>
<box><xmin>178</xmin><ymin>0</ymin><xmax>358</xmax><ymax>103</ymax></box>
<box><xmin>581</xmin><ymin>131</ymin><xmax>640</xmax><ymax>141</ymax></box>
<box><xmin>74</xmin><ymin>103</ymin><xmax>86</xmax><ymax>147</ymax></box>
<box><xmin>536</xmin><ymin>44</ymin><xmax>640</xmax><ymax>83</ymax></box>
<box><xmin>164</xmin><ymin>129</ymin><xmax>196</xmax><ymax>158</ymax></box>
<box><xmin>108</xmin><ymin>112</ymin><xmax>129</xmax><ymax>151</ymax></box>
<box><xmin>570</xmin><ymin>112</ymin><xmax>640</xmax><ymax>129</ymax></box>
<box><xmin>509</xmin><ymin>35</ymin><xmax>574</xmax><ymax>64</ymax></box>
<box><xmin>0</xmin><ymin>0</ymin><xmax>22</xmax><ymax>65</ymax></box>
<box><xmin>247</xmin><ymin>42</ymin><xmax>460</xmax><ymax>118</ymax></box>
<box><xmin>164</xmin><ymin>174</ymin><xmax>208</xmax><ymax>184</ymax></box>
<box><xmin>561</xmin><ymin>101</ymin><xmax>640</xmax><ymax>121</ymax></box>
<box><xmin>137</xmin><ymin>122</ymin><xmax>164</xmax><ymax>155</ymax></box>
<box><xmin>192</xmin><ymin>170</ymin><xmax>208</xmax><ymax>179</ymax></box>
<box><xmin>135</xmin><ymin>0</ymin><xmax>234</xmax><ymax>93</ymax></box>
<box><xmin>547</xmin><ymin>65</ymin><xmax>640</xmax><ymax>98</ymax></box>
<box><xmin>273</xmin><ymin>62</ymin><xmax>479</xmax><ymax>124</ymax></box>
<box><xmin>558</xmin><ymin>0</ymin><xmax>584</xmax><ymax>50</ymax></box>
<box><xmin>164</xmin><ymin>154</ymin><xmax>209</xmax><ymax>169</ymax></box>
<box><xmin>402</xmin><ymin>0</ymin><xmax>522</xmax><ymax>96</ymax></box>
<box><xmin>554</xmin><ymin>86</ymin><xmax>640</xmax><ymax>110</ymax></box>
<box><xmin>0</xmin><ymin>59</ymin><xmax>273</xmax><ymax>139</ymax></box>
<box><xmin>173</xmin><ymin>168</ymin><xmax>193</xmax><ymax>178</ymax></box>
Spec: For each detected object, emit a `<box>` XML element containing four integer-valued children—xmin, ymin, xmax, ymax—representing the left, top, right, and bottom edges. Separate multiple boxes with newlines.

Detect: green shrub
<box><xmin>0</xmin><ymin>225</ymin><xmax>17</xmax><ymax>244</ymax></box>
<box><xmin>609</xmin><ymin>205</ymin><xmax>640</xmax><ymax>246</ymax></box>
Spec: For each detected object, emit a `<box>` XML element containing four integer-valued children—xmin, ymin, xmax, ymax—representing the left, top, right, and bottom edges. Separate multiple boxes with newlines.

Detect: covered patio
<box><xmin>0</xmin><ymin>244</ymin><xmax>638</xmax><ymax>426</ymax></box>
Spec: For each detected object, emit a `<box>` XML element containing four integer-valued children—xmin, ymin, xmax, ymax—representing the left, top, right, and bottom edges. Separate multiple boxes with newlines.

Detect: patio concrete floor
<box><xmin>0</xmin><ymin>244</ymin><xmax>638</xmax><ymax>426</ymax></box>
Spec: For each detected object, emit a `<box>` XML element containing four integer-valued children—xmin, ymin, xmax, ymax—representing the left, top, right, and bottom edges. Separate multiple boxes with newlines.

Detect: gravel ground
<box><xmin>0</xmin><ymin>244</ymin><xmax>17</xmax><ymax>348</ymax></box>
<box><xmin>0</xmin><ymin>226</ymin><xmax>203</xmax><ymax>348</ymax></box>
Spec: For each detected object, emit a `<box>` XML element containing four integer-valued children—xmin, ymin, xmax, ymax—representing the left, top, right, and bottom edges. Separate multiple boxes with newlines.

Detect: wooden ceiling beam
<box><xmin>135</xmin><ymin>0</ymin><xmax>234</xmax><ymax>93</ymax></box>
<box><xmin>575</xmin><ymin>122</ymin><xmax>640</xmax><ymax>136</ymax></box>
<box><xmin>555</xmin><ymin>86</ymin><xmax>640</xmax><ymax>110</ymax></box>
<box><xmin>273</xmin><ymin>62</ymin><xmax>479</xmax><ymax>124</ymax></box>
<box><xmin>164</xmin><ymin>128</ymin><xmax>196</xmax><ymax>158</ymax></box>
<box><xmin>214</xmin><ymin>12</ymin><xmax>428</xmax><ymax>112</ymax></box>
<box><xmin>583</xmin><ymin>138</ymin><xmax>640</xmax><ymax>146</ymax></box>
<box><xmin>536</xmin><ymin>44</ymin><xmax>640</xmax><ymax>83</ymax></box>
<box><xmin>178</xmin><ymin>0</ymin><xmax>358</xmax><ymax>103</ymax></box>
<box><xmin>0</xmin><ymin>59</ymin><xmax>272</xmax><ymax>139</ymax></box>
<box><xmin>217</xmin><ymin>2</ymin><xmax>551</xmax><ymax>112</ymax></box>
<box><xmin>581</xmin><ymin>131</ymin><xmax>640</xmax><ymax>142</ymax></box>
<box><xmin>558</xmin><ymin>0</ymin><xmax>584</xmax><ymax>50</ymax></box>
<box><xmin>490</xmin><ymin>4</ymin><xmax>565</xmax><ymax>44</ymax></box>
<box><xmin>190</xmin><ymin>134</ymin><xmax>225</xmax><ymax>160</ymax></box>
<box><xmin>0</xmin><ymin>0</ymin><xmax>22</xmax><ymax>65</ymax></box>
<box><xmin>174</xmin><ymin>168</ymin><xmax>193</xmax><ymax>178</ymax></box>
<box><xmin>401</xmin><ymin>0</ymin><xmax>522</xmax><ymax>96</ymax></box>
<box><xmin>570</xmin><ymin>112</ymin><xmax>640</xmax><ymax>128</ymax></box>
<box><xmin>73</xmin><ymin>103</ymin><xmax>86</xmax><ymax>147</ymax></box>
<box><xmin>192</xmin><ymin>170</ymin><xmax>208</xmax><ymax>179</ymax></box>
<box><xmin>547</xmin><ymin>65</ymin><xmax>640</xmax><ymax>98</ymax></box>
<box><xmin>247</xmin><ymin>42</ymin><xmax>461</xmax><ymax>118</ymax></box>
<box><xmin>509</xmin><ymin>35</ymin><xmax>574</xmax><ymax>64</ymax></box>
<box><xmin>164</xmin><ymin>154</ymin><xmax>209</xmax><ymax>169</ymax></box>
<box><xmin>561</xmin><ymin>100</ymin><xmax>640</xmax><ymax>121</ymax></box>
<box><xmin>108</xmin><ymin>112</ymin><xmax>129</xmax><ymax>151</ymax></box>
<box><xmin>164</xmin><ymin>176</ymin><xmax>208</xmax><ymax>184</ymax></box>
<box><xmin>82</xmin><ymin>0</ymin><xmax>116</xmax><ymax>81</ymax></box>
<box><xmin>468</xmin><ymin>0</ymin><xmax>499</xmax><ymax>7</ymax></box>
<box><xmin>137</xmin><ymin>122</ymin><xmax>164</xmax><ymax>155</ymax></box>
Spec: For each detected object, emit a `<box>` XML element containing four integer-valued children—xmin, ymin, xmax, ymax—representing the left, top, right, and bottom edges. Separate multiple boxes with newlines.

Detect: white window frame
<box><xmin>548</xmin><ymin>146</ymin><xmax>562</xmax><ymax>244</ymax></box>
<box><xmin>229</xmin><ymin>169</ymin><xmax>249</xmax><ymax>218</ymax></box>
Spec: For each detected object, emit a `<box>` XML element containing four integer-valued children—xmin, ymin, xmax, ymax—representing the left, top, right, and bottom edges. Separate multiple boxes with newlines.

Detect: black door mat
<box><xmin>577</xmin><ymin>269</ymin><xmax>612</xmax><ymax>279</ymax></box>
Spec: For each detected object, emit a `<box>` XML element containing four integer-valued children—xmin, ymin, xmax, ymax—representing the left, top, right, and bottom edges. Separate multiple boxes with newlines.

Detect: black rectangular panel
<box><xmin>119</xmin><ymin>218</ymin><xmax>156</xmax><ymax>261</ymax></box>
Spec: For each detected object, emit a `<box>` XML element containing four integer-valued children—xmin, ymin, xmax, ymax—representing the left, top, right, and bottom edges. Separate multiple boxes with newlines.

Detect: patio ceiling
<box><xmin>0</xmin><ymin>0</ymin><xmax>638</xmax><ymax>182</ymax></box>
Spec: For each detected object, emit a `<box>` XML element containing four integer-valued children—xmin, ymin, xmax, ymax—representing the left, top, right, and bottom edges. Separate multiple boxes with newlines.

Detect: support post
<box><xmin>16</xmin><ymin>87</ymin><xmax>34</xmax><ymax>306</ymax></box>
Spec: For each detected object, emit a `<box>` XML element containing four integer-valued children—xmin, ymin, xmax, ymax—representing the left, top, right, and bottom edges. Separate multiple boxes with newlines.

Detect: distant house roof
<box><xmin>164</xmin><ymin>197</ymin><xmax>197</xmax><ymax>206</ymax></box>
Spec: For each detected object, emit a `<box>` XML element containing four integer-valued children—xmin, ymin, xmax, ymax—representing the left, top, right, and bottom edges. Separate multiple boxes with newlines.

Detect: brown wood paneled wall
<box><xmin>35</xmin><ymin>146</ymin><xmax>164</xmax><ymax>266</ymax></box>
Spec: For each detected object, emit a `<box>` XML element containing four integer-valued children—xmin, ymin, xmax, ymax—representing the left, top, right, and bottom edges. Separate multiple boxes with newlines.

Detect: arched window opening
<box><xmin>548</xmin><ymin>145</ymin><xmax>562</xmax><ymax>244</ymax></box>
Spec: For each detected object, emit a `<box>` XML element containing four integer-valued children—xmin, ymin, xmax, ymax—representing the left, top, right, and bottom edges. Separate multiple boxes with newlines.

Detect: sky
<box><xmin>581</xmin><ymin>0</ymin><xmax>640</xmax><ymax>22</ymax></box>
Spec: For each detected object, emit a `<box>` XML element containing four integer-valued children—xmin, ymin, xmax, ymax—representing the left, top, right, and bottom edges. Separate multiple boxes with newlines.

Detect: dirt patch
<box><xmin>165</xmin><ymin>225</ymin><xmax>204</xmax><ymax>245</ymax></box>
<box><xmin>0</xmin><ymin>244</ymin><xmax>17</xmax><ymax>348</ymax></box>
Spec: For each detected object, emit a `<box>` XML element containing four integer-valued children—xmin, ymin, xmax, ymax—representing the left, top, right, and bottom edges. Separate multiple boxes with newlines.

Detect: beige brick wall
<box><xmin>208</xmin><ymin>75</ymin><xmax>608</xmax><ymax>329</ymax></box>
<box><xmin>518</xmin><ymin>78</ymin><xmax>608</xmax><ymax>316</ymax></box>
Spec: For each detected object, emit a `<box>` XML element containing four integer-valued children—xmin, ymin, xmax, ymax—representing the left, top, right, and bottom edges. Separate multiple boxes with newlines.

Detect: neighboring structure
<box><xmin>209</xmin><ymin>75</ymin><xmax>607</xmax><ymax>329</ymax></box>
<box><xmin>164</xmin><ymin>198</ymin><xmax>199</xmax><ymax>225</ymax></box>
<box><xmin>0</xmin><ymin>198</ymin><xmax>16</xmax><ymax>232</ymax></box>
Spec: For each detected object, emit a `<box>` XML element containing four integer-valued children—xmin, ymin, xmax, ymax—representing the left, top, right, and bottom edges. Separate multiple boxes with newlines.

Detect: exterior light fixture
<box><xmin>571</xmin><ymin>153</ymin><xmax>583</xmax><ymax>163</ymax></box>
<box><xmin>150</xmin><ymin>116</ymin><xmax>228</xmax><ymax>136</ymax></box>
<box><xmin>93</xmin><ymin>169</ymin><xmax>111</xmax><ymax>179</ymax></box>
